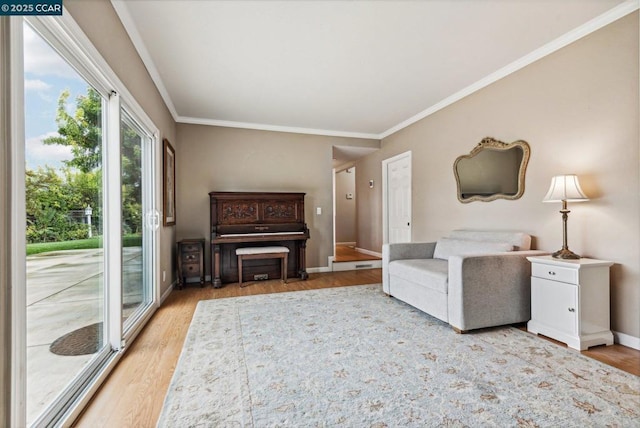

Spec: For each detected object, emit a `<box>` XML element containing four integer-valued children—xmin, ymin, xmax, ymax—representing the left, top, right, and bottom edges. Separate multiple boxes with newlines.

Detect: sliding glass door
<box><xmin>19</xmin><ymin>18</ymin><xmax>158</xmax><ymax>426</ymax></box>
<box><xmin>24</xmin><ymin>22</ymin><xmax>110</xmax><ymax>425</ymax></box>
<box><xmin>121</xmin><ymin>110</ymin><xmax>155</xmax><ymax>331</ymax></box>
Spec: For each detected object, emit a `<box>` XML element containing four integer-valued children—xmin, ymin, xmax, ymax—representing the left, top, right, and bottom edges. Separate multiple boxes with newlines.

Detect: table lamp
<box><xmin>543</xmin><ymin>174</ymin><xmax>589</xmax><ymax>259</ymax></box>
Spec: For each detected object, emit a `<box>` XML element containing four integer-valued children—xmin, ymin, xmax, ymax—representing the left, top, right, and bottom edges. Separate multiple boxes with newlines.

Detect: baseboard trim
<box><xmin>336</xmin><ymin>241</ymin><xmax>356</xmax><ymax>247</ymax></box>
<box><xmin>355</xmin><ymin>247</ymin><xmax>382</xmax><ymax>258</ymax></box>
<box><xmin>159</xmin><ymin>281</ymin><xmax>175</xmax><ymax>304</ymax></box>
<box><xmin>613</xmin><ymin>330</ymin><xmax>640</xmax><ymax>350</ymax></box>
<box><xmin>307</xmin><ymin>266</ymin><xmax>332</xmax><ymax>273</ymax></box>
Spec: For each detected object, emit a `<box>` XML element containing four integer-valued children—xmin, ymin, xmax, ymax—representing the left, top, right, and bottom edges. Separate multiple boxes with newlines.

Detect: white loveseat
<box><xmin>382</xmin><ymin>230</ymin><xmax>547</xmax><ymax>332</ymax></box>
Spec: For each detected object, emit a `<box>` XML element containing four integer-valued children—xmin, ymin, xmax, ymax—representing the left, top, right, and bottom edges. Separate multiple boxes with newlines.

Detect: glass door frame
<box><xmin>9</xmin><ymin>11</ymin><xmax>161</xmax><ymax>427</ymax></box>
<box><xmin>7</xmin><ymin>15</ymin><xmax>27</xmax><ymax>428</ymax></box>
<box><xmin>120</xmin><ymin>107</ymin><xmax>158</xmax><ymax>338</ymax></box>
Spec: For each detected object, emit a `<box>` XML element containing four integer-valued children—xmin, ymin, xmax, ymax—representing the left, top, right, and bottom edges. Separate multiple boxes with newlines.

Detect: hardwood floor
<box><xmin>530</xmin><ymin>329</ymin><xmax>640</xmax><ymax>376</ymax></box>
<box><xmin>73</xmin><ymin>269</ymin><xmax>381</xmax><ymax>427</ymax></box>
<box><xmin>74</xmin><ymin>267</ymin><xmax>639</xmax><ymax>427</ymax></box>
<box><xmin>334</xmin><ymin>244</ymin><xmax>381</xmax><ymax>262</ymax></box>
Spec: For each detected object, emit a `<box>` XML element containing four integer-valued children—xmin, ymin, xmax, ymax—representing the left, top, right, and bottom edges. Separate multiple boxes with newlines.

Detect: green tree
<box><xmin>25</xmin><ymin>166</ymin><xmax>95</xmax><ymax>243</ymax></box>
<box><xmin>29</xmin><ymin>86</ymin><xmax>143</xmax><ymax>240</ymax></box>
<box><xmin>43</xmin><ymin>88</ymin><xmax>102</xmax><ymax>173</ymax></box>
<box><xmin>121</xmin><ymin>122</ymin><xmax>142</xmax><ymax>234</ymax></box>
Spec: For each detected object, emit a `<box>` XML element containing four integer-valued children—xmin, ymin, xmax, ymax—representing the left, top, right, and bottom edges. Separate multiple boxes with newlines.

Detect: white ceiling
<box><xmin>112</xmin><ymin>0</ymin><xmax>629</xmax><ymax>140</ymax></box>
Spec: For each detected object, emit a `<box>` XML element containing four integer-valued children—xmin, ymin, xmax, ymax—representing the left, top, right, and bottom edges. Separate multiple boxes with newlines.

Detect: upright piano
<box><xmin>210</xmin><ymin>191</ymin><xmax>310</xmax><ymax>288</ymax></box>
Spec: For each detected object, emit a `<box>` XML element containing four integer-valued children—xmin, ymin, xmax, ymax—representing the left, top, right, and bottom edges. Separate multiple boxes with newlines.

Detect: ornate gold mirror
<box><xmin>454</xmin><ymin>137</ymin><xmax>530</xmax><ymax>203</ymax></box>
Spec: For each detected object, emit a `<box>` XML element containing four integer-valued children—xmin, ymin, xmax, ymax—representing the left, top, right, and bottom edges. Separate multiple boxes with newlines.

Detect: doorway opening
<box><xmin>331</xmin><ymin>145</ymin><xmax>382</xmax><ymax>271</ymax></box>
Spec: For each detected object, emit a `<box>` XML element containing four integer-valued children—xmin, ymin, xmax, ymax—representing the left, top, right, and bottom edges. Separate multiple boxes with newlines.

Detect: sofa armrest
<box><xmin>383</xmin><ymin>242</ymin><xmax>436</xmax><ymax>262</ymax></box>
<box><xmin>447</xmin><ymin>250</ymin><xmax>549</xmax><ymax>331</ymax></box>
<box><xmin>382</xmin><ymin>242</ymin><xmax>436</xmax><ymax>294</ymax></box>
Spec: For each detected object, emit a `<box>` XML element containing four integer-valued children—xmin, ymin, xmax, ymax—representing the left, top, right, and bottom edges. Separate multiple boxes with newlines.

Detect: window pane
<box><xmin>121</xmin><ymin>112</ymin><xmax>152</xmax><ymax>326</ymax></box>
<box><xmin>24</xmin><ymin>22</ymin><xmax>107</xmax><ymax>425</ymax></box>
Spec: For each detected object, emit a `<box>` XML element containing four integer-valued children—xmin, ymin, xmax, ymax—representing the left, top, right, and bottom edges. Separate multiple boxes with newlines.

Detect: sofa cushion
<box><xmin>388</xmin><ymin>259</ymin><xmax>449</xmax><ymax>293</ymax></box>
<box><xmin>449</xmin><ymin>230</ymin><xmax>532</xmax><ymax>250</ymax></box>
<box><xmin>433</xmin><ymin>237</ymin><xmax>513</xmax><ymax>260</ymax></box>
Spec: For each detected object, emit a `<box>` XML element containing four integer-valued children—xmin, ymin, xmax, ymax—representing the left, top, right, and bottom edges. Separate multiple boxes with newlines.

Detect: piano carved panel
<box><xmin>210</xmin><ymin>191</ymin><xmax>309</xmax><ymax>288</ymax></box>
<box><xmin>221</xmin><ymin>202</ymin><xmax>259</xmax><ymax>224</ymax></box>
<box><xmin>263</xmin><ymin>200</ymin><xmax>299</xmax><ymax>223</ymax></box>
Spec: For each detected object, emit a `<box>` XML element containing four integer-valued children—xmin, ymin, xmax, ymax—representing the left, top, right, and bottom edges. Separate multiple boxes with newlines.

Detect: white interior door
<box><xmin>383</xmin><ymin>152</ymin><xmax>412</xmax><ymax>244</ymax></box>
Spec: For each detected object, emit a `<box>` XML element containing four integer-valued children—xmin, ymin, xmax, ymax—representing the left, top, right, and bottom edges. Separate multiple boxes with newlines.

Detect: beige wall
<box><xmin>357</xmin><ymin>13</ymin><xmax>639</xmax><ymax>338</ymax></box>
<box><xmin>66</xmin><ymin>0</ymin><xmax>178</xmax><ymax>295</ymax></box>
<box><xmin>335</xmin><ymin>168</ymin><xmax>356</xmax><ymax>243</ymax></box>
<box><xmin>175</xmin><ymin>124</ymin><xmax>378</xmax><ymax>274</ymax></box>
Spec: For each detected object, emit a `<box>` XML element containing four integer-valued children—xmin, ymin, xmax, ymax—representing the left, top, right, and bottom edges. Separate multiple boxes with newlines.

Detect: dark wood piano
<box><xmin>210</xmin><ymin>191</ymin><xmax>310</xmax><ymax>288</ymax></box>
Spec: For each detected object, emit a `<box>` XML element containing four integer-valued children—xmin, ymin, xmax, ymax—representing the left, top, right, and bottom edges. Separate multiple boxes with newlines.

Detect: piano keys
<box><xmin>210</xmin><ymin>191</ymin><xmax>310</xmax><ymax>288</ymax></box>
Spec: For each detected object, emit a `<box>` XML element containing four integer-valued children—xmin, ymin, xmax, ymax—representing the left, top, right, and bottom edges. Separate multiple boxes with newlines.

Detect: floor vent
<box><xmin>332</xmin><ymin>260</ymin><xmax>382</xmax><ymax>272</ymax></box>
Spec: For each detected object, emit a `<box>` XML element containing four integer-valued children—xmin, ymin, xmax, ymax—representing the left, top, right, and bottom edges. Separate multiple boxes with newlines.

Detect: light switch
<box><xmin>316</xmin><ymin>207</ymin><xmax>322</xmax><ymax>215</ymax></box>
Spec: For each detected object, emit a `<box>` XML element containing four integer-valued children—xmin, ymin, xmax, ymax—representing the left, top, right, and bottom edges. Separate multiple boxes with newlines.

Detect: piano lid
<box><xmin>210</xmin><ymin>191</ymin><xmax>307</xmax><ymax>228</ymax></box>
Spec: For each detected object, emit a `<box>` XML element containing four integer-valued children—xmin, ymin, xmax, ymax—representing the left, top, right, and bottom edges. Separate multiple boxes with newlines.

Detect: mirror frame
<box><xmin>453</xmin><ymin>137</ymin><xmax>530</xmax><ymax>203</ymax></box>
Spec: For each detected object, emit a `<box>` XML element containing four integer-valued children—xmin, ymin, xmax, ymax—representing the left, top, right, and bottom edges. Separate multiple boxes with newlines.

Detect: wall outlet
<box><xmin>316</xmin><ymin>207</ymin><xmax>322</xmax><ymax>215</ymax></box>
<box><xmin>162</xmin><ymin>270</ymin><xmax>166</xmax><ymax>282</ymax></box>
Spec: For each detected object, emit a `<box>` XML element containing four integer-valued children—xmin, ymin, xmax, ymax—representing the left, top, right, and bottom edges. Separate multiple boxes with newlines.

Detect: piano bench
<box><xmin>235</xmin><ymin>246</ymin><xmax>290</xmax><ymax>288</ymax></box>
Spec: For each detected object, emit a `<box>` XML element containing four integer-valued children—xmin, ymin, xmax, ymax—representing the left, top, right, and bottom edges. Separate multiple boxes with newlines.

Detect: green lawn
<box><xmin>26</xmin><ymin>235</ymin><xmax>143</xmax><ymax>256</ymax></box>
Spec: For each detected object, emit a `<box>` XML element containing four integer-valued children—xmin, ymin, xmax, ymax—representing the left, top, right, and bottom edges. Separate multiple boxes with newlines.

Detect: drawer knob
<box><xmin>568</xmin><ymin>308</ymin><xmax>575</xmax><ymax>312</ymax></box>
<box><xmin>548</xmin><ymin>271</ymin><xmax>556</xmax><ymax>276</ymax></box>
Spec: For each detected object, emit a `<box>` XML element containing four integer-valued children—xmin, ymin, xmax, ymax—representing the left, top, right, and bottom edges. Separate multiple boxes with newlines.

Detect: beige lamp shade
<box><xmin>543</xmin><ymin>174</ymin><xmax>589</xmax><ymax>203</ymax></box>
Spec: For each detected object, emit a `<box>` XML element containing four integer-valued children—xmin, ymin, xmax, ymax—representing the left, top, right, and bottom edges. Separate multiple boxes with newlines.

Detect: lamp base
<box><xmin>552</xmin><ymin>248</ymin><xmax>581</xmax><ymax>259</ymax></box>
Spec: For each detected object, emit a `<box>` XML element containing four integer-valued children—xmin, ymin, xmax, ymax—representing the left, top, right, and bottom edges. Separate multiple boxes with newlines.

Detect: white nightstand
<box><xmin>527</xmin><ymin>255</ymin><xmax>614</xmax><ymax>351</ymax></box>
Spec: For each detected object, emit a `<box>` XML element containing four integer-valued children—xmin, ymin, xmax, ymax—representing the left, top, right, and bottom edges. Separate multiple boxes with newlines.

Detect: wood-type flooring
<box><xmin>334</xmin><ymin>244</ymin><xmax>381</xmax><ymax>262</ymax></box>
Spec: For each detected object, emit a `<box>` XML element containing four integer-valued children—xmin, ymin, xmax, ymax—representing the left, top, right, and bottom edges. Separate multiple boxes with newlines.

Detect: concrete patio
<box><xmin>26</xmin><ymin>247</ymin><xmax>143</xmax><ymax>424</ymax></box>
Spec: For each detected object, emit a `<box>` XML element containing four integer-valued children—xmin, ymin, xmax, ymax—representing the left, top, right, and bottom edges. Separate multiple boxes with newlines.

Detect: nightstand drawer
<box><xmin>532</xmin><ymin>263</ymin><xmax>577</xmax><ymax>284</ymax></box>
<box><xmin>182</xmin><ymin>263</ymin><xmax>200</xmax><ymax>276</ymax></box>
<box><xmin>181</xmin><ymin>252</ymin><xmax>200</xmax><ymax>263</ymax></box>
<box><xmin>181</xmin><ymin>243</ymin><xmax>201</xmax><ymax>253</ymax></box>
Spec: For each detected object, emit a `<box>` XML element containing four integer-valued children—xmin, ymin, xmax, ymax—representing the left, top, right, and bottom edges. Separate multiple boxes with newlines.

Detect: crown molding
<box><xmin>379</xmin><ymin>0</ymin><xmax>639</xmax><ymax>139</ymax></box>
<box><xmin>176</xmin><ymin>116</ymin><xmax>380</xmax><ymax>140</ymax></box>
<box><xmin>111</xmin><ymin>0</ymin><xmax>179</xmax><ymax>121</ymax></box>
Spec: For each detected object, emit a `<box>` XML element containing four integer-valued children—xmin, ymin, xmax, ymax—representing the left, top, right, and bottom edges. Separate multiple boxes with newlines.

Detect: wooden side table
<box><xmin>177</xmin><ymin>238</ymin><xmax>205</xmax><ymax>289</ymax></box>
<box><xmin>527</xmin><ymin>255</ymin><xmax>614</xmax><ymax>350</ymax></box>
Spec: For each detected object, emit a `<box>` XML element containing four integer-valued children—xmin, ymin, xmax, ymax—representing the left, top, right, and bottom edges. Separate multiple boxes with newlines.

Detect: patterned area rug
<box><xmin>158</xmin><ymin>285</ymin><xmax>639</xmax><ymax>427</ymax></box>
